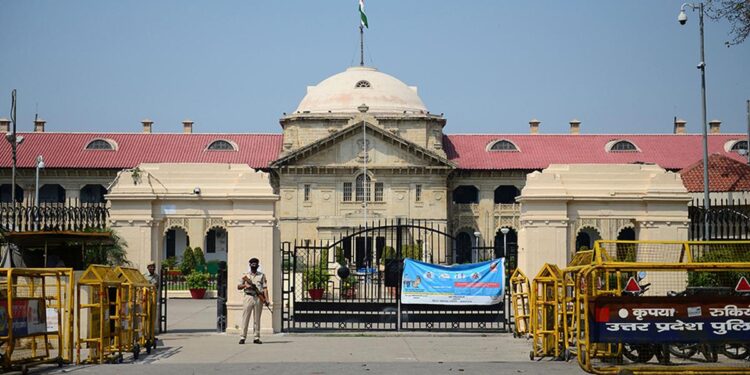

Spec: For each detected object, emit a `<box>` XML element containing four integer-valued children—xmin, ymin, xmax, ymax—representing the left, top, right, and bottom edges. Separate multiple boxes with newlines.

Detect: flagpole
<box><xmin>360</xmin><ymin>24</ymin><xmax>364</xmax><ymax>66</ymax></box>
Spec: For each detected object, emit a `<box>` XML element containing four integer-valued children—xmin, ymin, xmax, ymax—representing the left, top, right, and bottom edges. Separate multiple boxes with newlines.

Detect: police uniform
<box><xmin>239</xmin><ymin>270</ymin><xmax>266</xmax><ymax>342</ymax></box>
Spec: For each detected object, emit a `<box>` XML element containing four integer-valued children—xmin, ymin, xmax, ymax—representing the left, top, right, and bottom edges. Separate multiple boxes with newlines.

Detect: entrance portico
<box><xmin>107</xmin><ymin>163</ymin><xmax>280</xmax><ymax>333</ymax></box>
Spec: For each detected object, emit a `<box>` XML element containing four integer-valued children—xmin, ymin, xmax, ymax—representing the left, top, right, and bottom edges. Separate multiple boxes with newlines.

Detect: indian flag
<box><xmin>359</xmin><ymin>0</ymin><xmax>369</xmax><ymax>28</ymax></box>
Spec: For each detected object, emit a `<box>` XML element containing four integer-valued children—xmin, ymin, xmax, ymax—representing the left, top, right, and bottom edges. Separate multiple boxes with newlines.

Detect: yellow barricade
<box><xmin>530</xmin><ymin>263</ymin><xmax>564</xmax><ymax>360</ymax></box>
<box><xmin>0</xmin><ymin>268</ymin><xmax>74</xmax><ymax>374</ymax></box>
<box><xmin>114</xmin><ymin>267</ymin><xmax>155</xmax><ymax>360</ymax></box>
<box><xmin>75</xmin><ymin>265</ymin><xmax>124</xmax><ymax>364</ymax></box>
<box><xmin>575</xmin><ymin>240</ymin><xmax>750</xmax><ymax>374</ymax></box>
<box><xmin>510</xmin><ymin>268</ymin><xmax>531</xmax><ymax>338</ymax></box>
<box><xmin>559</xmin><ymin>250</ymin><xmax>600</xmax><ymax>362</ymax></box>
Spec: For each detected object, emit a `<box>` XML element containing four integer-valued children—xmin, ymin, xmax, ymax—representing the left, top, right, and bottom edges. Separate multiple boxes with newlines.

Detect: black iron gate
<box><xmin>281</xmin><ymin>219</ymin><xmax>508</xmax><ymax>332</ymax></box>
<box><xmin>689</xmin><ymin>198</ymin><xmax>750</xmax><ymax>240</ymax></box>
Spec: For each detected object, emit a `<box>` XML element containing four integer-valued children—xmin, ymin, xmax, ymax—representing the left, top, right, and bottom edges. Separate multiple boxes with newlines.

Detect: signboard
<box><xmin>401</xmin><ymin>258</ymin><xmax>504</xmax><ymax>305</ymax></box>
<box><xmin>590</xmin><ymin>296</ymin><xmax>750</xmax><ymax>343</ymax></box>
<box><xmin>0</xmin><ymin>299</ymin><xmax>48</xmax><ymax>337</ymax></box>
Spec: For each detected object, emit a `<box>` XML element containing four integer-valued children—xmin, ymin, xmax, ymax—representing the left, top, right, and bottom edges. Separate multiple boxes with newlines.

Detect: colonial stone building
<box><xmin>1</xmin><ymin>66</ymin><xmax>749</xmax><ymax>332</ymax></box>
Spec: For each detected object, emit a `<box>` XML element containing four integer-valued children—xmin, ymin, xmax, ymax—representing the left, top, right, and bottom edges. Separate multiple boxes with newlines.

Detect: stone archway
<box><xmin>575</xmin><ymin>226</ymin><xmax>601</xmax><ymax>251</ymax></box>
<box><xmin>164</xmin><ymin>226</ymin><xmax>189</xmax><ymax>261</ymax></box>
<box><xmin>205</xmin><ymin>226</ymin><xmax>228</xmax><ymax>263</ymax></box>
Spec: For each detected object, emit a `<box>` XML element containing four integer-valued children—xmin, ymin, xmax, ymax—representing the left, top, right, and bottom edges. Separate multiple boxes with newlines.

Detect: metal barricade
<box><xmin>75</xmin><ymin>265</ymin><xmax>123</xmax><ymax>364</ymax></box>
<box><xmin>0</xmin><ymin>268</ymin><xmax>74</xmax><ymax>374</ymax></box>
<box><xmin>575</xmin><ymin>240</ymin><xmax>750</xmax><ymax>374</ymax></box>
<box><xmin>510</xmin><ymin>268</ymin><xmax>531</xmax><ymax>338</ymax></box>
<box><xmin>530</xmin><ymin>263</ymin><xmax>564</xmax><ymax>360</ymax></box>
<box><xmin>114</xmin><ymin>267</ymin><xmax>155</xmax><ymax>360</ymax></box>
<box><xmin>559</xmin><ymin>250</ymin><xmax>599</xmax><ymax>362</ymax></box>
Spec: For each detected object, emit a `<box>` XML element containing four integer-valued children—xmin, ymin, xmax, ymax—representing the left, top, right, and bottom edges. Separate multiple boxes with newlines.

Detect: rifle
<box><xmin>243</xmin><ymin>276</ymin><xmax>272</xmax><ymax>313</ymax></box>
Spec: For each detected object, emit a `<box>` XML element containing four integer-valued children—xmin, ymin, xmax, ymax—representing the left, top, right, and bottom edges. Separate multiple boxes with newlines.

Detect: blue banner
<box><xmin>401</xmin><ymin>258</ymin><xmax>504</xmax><ymax>305</ymax></box>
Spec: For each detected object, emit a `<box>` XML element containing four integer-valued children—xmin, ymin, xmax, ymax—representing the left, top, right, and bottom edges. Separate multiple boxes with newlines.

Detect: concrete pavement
<box><xmin>38</xmin><ymin>299</ymin><xmax>583</xmax><ymax>375</ymax></box>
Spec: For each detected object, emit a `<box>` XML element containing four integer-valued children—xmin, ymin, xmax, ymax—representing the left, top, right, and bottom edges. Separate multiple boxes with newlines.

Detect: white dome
<box><xmin>295</xmin><ymin>66</ymin><xmax>427</xmax><ymax>114</ymax></box>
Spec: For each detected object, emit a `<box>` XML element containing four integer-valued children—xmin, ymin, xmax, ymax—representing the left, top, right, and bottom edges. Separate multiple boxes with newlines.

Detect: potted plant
<box><xmin>304</xmin><ymin>267</ymin><xmax>329</xmax><ymax>300</ymax></box>
<box><xmin>341</xmin><ymin>277</ymin><xmax>359</xmax><ymax>299</ymax></box>
<box><xmin>186</xmin><ymin>271</ymin><xmax>210</xmax><ymax>299</ymax></box>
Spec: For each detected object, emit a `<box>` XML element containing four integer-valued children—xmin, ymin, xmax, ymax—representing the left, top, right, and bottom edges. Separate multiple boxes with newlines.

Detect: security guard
<box><xmin>237</xmin><ymin>257</ymin><xmax>268</xmax><ymax>344</ymax></box>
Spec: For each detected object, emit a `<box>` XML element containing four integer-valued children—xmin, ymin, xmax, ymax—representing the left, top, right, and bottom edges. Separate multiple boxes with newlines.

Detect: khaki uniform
<box><xmin>239</xmin><ymin>270</ymin><xmax>266</xmax><ymax>341</ymax></box>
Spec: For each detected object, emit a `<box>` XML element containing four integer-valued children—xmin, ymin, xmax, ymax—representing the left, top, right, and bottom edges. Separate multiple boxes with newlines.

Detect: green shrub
<box><xmin>304</xmin><ymin>266</ymin><xmax>329</xmax><ymax>289</ymax></box>
<box><xmin>163</xmin><ymin>256</ymin><xmax>178</xmax><ymax>270</ymax></box>
<box><xmin>688</xmin><ymin>245</ymin><xmax>750</xmax><ymax>288</ymax></box>
<box><xmin>185</xmin><ymin>271</ymin><xmax>210</xmax><ymax>289</ymax></box>
<box><xmin>193</xmin><ymin>247</ymin><xmax>206</xmax><ymax>271</ymax></box>
<box><xmin>180</xmin><ymin>247</ymin><xmax>196</xmax><ymax>275</ymax></box>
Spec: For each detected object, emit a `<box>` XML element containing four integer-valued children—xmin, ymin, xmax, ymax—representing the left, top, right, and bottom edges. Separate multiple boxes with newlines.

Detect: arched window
<box><xmin>731</xmin><ymin>140</ymin><xmax>748</xmax><ymax>153</ymax></box>
<box><xmin>39</xmin><ymin>184</ymin><xmax>65</xmax><ymax>204</ymax></box>
<box><xmin>80</xmin><ymin>184</ymin><xmax>107</xmax><ymax>203</ymax></box>
<box><xmin>0</xmin><ymin>184</ymin><xmax>23</xmax><ymax>203</ymax></box>
<box><xmin>610</xmin><ymin>140</ymin><xmax>637</xmax><ymax>152</ymax></box>
<box><xmin>452</xmin><ymin>185</ymin><xmax>479</xmax><ymax>204</ymax></box>
<box><xmin>355</xmin><ymin>80</ymin><xmax>371</xmax><ymax>88</ymax></box>
<box><xmin>85</xmin><ymin>139</ymin><xmax>114</xmax><ymax>150</ymax></box>
<box><xmin>207</xmin><ymin>140</ymin><xmax>236</xmax><ymax>151</ymax></box>
<box><xmin>355</xmin><ymin>174</ymin><xmax>371</xmax><ymax>202</ymax></box>
<box><xmin>494</xmin><ymin>185</ymin><xmax>520</xmax><ymax>204</ymax></box>
<box><xmin>489</xmin><ymin>140</ymin><xmax>518</xmax><ymax>151</ymax></box>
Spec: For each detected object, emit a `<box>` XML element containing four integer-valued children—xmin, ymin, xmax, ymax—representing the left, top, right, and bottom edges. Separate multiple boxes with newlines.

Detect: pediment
<box><xmin>271</xmin><ymin>122</ymin><xmax>454</xmax><ymax>170</ymax></box>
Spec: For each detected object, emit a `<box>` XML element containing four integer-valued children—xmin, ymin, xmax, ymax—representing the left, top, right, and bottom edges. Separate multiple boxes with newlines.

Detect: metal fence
<box><xmin>689</xmin><ymin>198</ymin><xmax>750</xmax><ymax>240</ymax></box>
<box><xmin>0</xmin><ymin>202</ymin><xmax>109</xmax><ymax>232</ymax></box>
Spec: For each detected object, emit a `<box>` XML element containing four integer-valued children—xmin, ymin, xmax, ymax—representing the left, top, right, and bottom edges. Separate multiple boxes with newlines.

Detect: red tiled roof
<box><xmin>443</xmin><ymin>134</ymin><xmax>748</xmax><ymax>170</ymax></box>
<box><xmin>679</xmin><ymin>154</ymin><xmax>750</xmax><ymax>192</ymax></box>
<box><xmin>0</xmin><ymin>133</ymin><xmax>283</xmax><ymax>169</ymax></box>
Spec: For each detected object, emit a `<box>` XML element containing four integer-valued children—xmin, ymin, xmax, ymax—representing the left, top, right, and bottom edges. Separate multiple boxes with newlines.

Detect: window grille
<box><xmin>374</xmin><ymin>183</ymin><xmax>384</xmax><ymax>202</ymax></box>
<box><xmin>415</xmin><ymin>185</ymin><xmax>422</xmax><ymax>202</ymax></box>
<box><xmin>610</xmin><ymin>140</ymin><xmax>637</xmax><ymax>151</ymax></box>
<box><xmin>86</xmin><ymin>139</ymin><xmax>114</xmax><ymax>150</ymax></box>
<box><xmin>731</xmin><ymin>140</ymin><xmax>748</xmax><ymax>152</ymax></box>
<box><xmin>343</xmin><ymin>183</ymin><xmax>352</xmax><ymax>202</ymax></box>
<box><xmin>304</xmin><ymin>184</ymin><xmax>311</xmax><ymax>201</ymax></box>
<box><xmin>489</xmin><ymin>140</ymin><xmax>517</xmax><ymax>151</ymax></box>
<box><xmin>207</xmin><ymin>140</ymin><xmax>235</xmax><ymax>150</ymax></box>
<box><xmin>355</xmin><ymin>80</ymin><xmax>371</xmax><ymax>88</ymax></box>
<box><xmin>356</xmin><ymin>174</ymin><xmax>371</xmax><ymax>202</ymax></box>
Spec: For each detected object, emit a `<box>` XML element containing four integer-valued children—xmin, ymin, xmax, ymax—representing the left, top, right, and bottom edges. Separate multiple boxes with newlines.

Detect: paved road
<box><xmin>36</xmin><ymin>299</ymin><xmax>583</xmax><ymax>375</ymax></box>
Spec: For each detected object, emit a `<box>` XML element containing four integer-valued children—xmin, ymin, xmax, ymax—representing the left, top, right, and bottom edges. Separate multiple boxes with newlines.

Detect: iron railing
<box><xmin>689</xmin><ymin>198</ymin><xmax>750</xmax><ymax>240</ymax></box>
<box><xmin>0</xmin><ymin>202</ymin><xmax>109</xmax><ymax>232</ymax></box>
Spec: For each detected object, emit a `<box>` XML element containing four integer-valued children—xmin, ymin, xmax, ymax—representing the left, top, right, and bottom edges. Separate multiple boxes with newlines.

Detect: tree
<box><xmin>82</xmin><ymin>229</ymin><xmax>131</xmax><ymax>267</ymax></box>
<box><xmin>180</xmin><ymin>246</ymin><xmax>196</xmax><ymax>275</ymax></box>
<box><xmin>706</xmin><ymin>0</ymin><xmax>750</xmax><ymax>46</ymax></box>
<box><xmin>193</xmin><ymin>246</ymin><xmax>206</xmax><ymax>270</ymax></box>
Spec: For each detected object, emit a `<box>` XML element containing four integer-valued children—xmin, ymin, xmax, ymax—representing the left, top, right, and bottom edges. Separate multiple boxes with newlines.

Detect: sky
<box><xmin>0</xmin><ymin>1</ymin><xmax>748</xmax><ymax>135</ymax></box>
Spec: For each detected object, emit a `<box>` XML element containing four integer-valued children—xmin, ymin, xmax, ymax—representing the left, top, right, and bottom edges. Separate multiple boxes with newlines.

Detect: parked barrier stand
<box><xmin>114</xmin><ymin>267</ymin><xmax>155</xmax><ymax>360</ymax></box>
<box><xmin>510</xmin><ymin>268</ymin><xmax>531</xmax><ymax>338</ymax></box>
<box><xmin>530</xmin><ymin>263</ymin><xmax>564</xmax><ymax>360</ymax></box>
<box><xmin>0</xmin><ymin>268</ymin><xmax>74</xmax><ymax>374</ymax></box>
<box><xmin>574</xmin><ymin>240</ymin><xmax>750</xmax><ymax>374</ymax></box>
<box><xmin>75</xmin><ymin>265</ymin><xmax>123</xmax><ymax>364</ymax></box>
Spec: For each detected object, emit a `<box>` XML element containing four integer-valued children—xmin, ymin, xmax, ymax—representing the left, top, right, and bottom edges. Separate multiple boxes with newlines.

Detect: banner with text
<box><xmin>401</xmin><ymin>258</ymin><xmax>504</xmax><ymax>305</ymax></box>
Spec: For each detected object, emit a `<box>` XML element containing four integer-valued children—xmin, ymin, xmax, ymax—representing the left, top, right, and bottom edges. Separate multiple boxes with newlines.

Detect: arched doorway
<box><xmin>80</xmin><ymin>184</ymin><xmax>107</xmax><ymax>203</ymax></box>
<box><xmin>575</xmin><ymin>227</ymin><xmax>601</xmax><ymax>251</ymax></box>
<box><xmin>205</xmin><ymin>227</ymin><xmax>228</xmax><ymax>262</ymax></box>
<box><xmin>39</xmin><ymin>184</ymin><xmax>65</xmax><ymax>204</ymax></box>
<box><xmin>494</xmin><ymin>185</ymin><xmax>520</xmax><ymax>204</ymax></box>
<box><xmin>455</xmin><ymin>231</ymin><xmax>473</xmax><ymax>264</ymax></box>
<box><xmin>494</xmin><ymin>227</ymin><xmax>518</xmax><ymax>269</ymax></box>
<box><xmin>0</xmin><ymin>184</ymin><xmax>23</xmax><ymax>203</ymax></box>
<box><xmin>452</xmin><ymin>186</ymin><xmax>479</xmax><ymax>204</ymax></box>
<box><xmin>616</xmin><ymin>227</ymin><xmax>637</xmax><ymax>261</ymax></box>
<box><xmin>164</xmin><ymin>226</ymin><xmax>189</xmax><ymax>261</ymax></box>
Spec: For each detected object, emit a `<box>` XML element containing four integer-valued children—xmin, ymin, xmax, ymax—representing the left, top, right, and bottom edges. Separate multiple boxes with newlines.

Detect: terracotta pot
<box><xmin>308</xmin><ymin>288</ymin><xmax>324</xmax><ymax>300</ymax></box>
<box><xmin>189</xmin><ymin>288</ymin><xmax>206</xmax><ymax>299</ymax></box>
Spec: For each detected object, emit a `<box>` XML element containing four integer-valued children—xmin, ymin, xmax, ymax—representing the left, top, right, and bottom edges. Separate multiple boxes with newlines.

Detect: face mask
<box><xmin>250</xmin><ymin>265</ymin><xmax>258</xmax><ymax>272</ymax></box>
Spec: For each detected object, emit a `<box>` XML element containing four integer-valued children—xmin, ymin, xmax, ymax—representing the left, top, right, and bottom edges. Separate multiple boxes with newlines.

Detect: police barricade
<box><xmin>576</xmin><ymin>240</ymin><xmax>750</xmax><ymax>374</ymax></box>
<box><xmin>510</xmin><ymin>268</ymin><xmax>531</xmax><ymax>338</ymax></box>
<box><xmin>530</xmin><ymin>263</ymin><xmax>564</xmax><ymax>360</ymax></box>
<box><xmin>559</xmin><ymin>250</ymin><xmax>603</xmax><ymax>362</ymax></box>
<box><xmin>0</xmin><ymin>268</ymin><xmax>74</xmax><ymax>374</ymax></box>
<box><xmin>114</xmin><ymin>267</ymin><xmax>155</xmax><ymax>360</ymax></box>
<box><xmin>75</xmin><ymin>265</ymin><xmax>123</xmax><ymax>364</ymax></box>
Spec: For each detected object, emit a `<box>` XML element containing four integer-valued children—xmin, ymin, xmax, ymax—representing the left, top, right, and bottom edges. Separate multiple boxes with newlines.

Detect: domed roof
<box><xmin>295</xmin><ymin>66</ymin><xmax>427</xmax><ymax>114</ymax></box>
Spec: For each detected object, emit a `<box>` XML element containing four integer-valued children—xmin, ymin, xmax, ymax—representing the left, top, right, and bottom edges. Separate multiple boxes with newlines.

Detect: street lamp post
<box><xmin>473</xmin><ymin>231</ymin><xmax>481</xmax><ymax>263</ymax></box>
<box><xmin>678</xmin><ymin>2</ymin><xmax>711</xmax><ymax>239</ymax></box>
<box><xmin>34</xmin><ymin>155</ymin><xmax>45</xmax><ymax>207</ymax></box>
<box><xmin>500</xmin><ymin>227</ymin><xmax>510</xmax><ymax>259</ymax></box>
